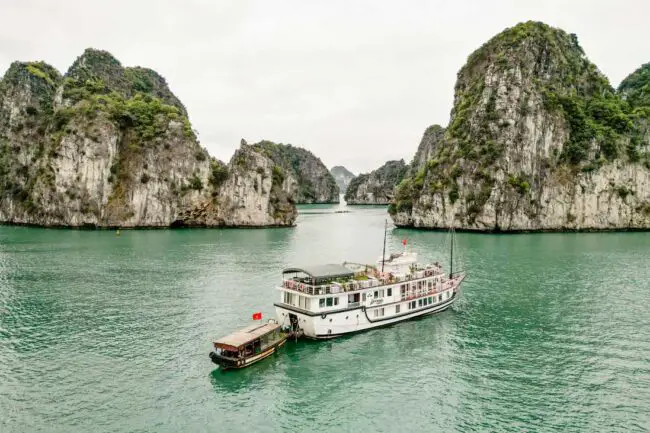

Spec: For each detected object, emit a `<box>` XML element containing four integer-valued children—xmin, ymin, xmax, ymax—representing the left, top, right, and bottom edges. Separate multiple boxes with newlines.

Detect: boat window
<box><xmin>428</xmin><ymin>297</ymin><xmax>433</xmax><ymax>304</ymax></box>
<box><xmin>387</xmin><ymin>288</ymin><xmax>392</xmax><ymax>297</ymax></box>
<box><xmin>396</xmin><ymin>304</ymin><xmax>400</xmax><ymax>313</ymax></box>
<box><xmin>438</xmin><ymin>294</ymin><xmax>443</xmax><ymax>302</ymax></box>
<box><xmin>319</xmin><ymin>298</ymin><xmax>325</xmax><ymax>308</ymax></box>
<box><xmin>423</xmin><ymin>298</ymin><xmax>428</xmax><ymax>306</ymax></box>
<box><xmin>334</xmin><ymin>297</ymin><xmax>339</xmax><ymax>306</ymax></box>
<box><xmin>374</xmin><ymin>290</ymin><xmax>378</xmax><ymax>298</ymax></box>
<box><xmin>348</xmin><ymin>293</ymin><xmax>360</xmax><ymax>303</ymax></box>
<box><xmin>418</xmin><ymin>299</ymin><xmax>423</xmax><ymax>307</ymax></box>
<box><xmin>326</xmin><ymin>297</ymin><xmax>333</xmax><ymax>307</ymax></box>
<box><xmin>362</xmin><ymin>293</ymin><xmax>366</xmax><ymax>302</ymax></box>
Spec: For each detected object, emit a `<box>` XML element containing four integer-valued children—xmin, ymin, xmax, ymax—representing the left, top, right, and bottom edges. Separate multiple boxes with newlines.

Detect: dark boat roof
<box><xmin>283</xmin><ymin>264</ymin><xmax>354</xmax><ymax>282</ymax></box>
<box><xmin>214</xmin><ymin>322</ymin><xmax>280</xmax><ymax>349</ymax></box>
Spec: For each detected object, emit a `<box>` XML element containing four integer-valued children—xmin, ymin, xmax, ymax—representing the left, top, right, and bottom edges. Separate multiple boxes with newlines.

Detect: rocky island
<box><xmin>344</xmin><ymin>160</ymin><xmax>408</xmax><ymax>204</ymax></box>
<box><xmin>0</xmin><ymin>49</ymin><xmax>296</xmax><ymax>228</ymax></box>
<box><xmin>390</xmin><ymin>21</ymin><xmax>650</xmax><ymax>231</ymax></box>
<box><xmin>249</xmin><ymin>140</ymin><xmax>339</xmax><ymax>204</ymax></box>
<box><xmin>330</xmin><ymin>165</ymin><xmax>355</xmax><ymax>193</ymax></box>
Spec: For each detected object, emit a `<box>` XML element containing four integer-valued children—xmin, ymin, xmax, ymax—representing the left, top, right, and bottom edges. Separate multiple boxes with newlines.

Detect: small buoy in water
<box><xmin>116</xmin><ymin>229</ymin><xmax>120</xmax><ymax>237</ymax></box>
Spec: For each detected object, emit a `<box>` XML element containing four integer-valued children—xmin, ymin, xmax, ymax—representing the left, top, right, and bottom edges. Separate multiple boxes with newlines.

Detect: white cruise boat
<box><xmin>274</xmin><ymin>231</ymin><xmax>465</xmax><ymax>339</ymax></box>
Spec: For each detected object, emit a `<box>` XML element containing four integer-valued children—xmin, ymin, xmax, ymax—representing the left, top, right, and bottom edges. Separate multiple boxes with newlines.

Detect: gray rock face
<box><xmin>409</xmin><ymin>125</ymin><xmax>445</xmax><ymax>175</ymax></box>
<box><xmin>390</xmin><ymin>21</ymin><xmax>650</xmax><ymax>231</ymax></box>
<box><xmin>345</xmin><ymin>160</ymin><xmax>408</xmax><ymax>204</ymax></box>
<box><xmin>330</xmin><ymin>165</ymin><xmax>355</xmax><ymax>192</ymax></box>
<box><xmin>250</xmin><ymin>141</ymin><xmax>339</xmax><ymax>203</ymax></box>
<box><xmin>0</xmin><ymin>50</ymin><xmax>296</xmax><ymax>228</ymax></box>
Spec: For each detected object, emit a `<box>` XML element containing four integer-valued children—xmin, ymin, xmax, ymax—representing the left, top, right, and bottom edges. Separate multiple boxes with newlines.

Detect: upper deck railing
<box><xmin>280</xmin><ymin>265</ymin><xmax>445</xmax><ymax>296</ymax></box>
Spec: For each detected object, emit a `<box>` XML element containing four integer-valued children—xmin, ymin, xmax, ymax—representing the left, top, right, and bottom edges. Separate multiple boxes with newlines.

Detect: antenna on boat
<box><xmin>449</xmin><ymin>224</ymin><xmax>454</xmax><ymax>279</ymax></box>
<box><xmin>381</xmin><ymin>219</ymin><xmax>388</xmax><ymax>273</ymax></box>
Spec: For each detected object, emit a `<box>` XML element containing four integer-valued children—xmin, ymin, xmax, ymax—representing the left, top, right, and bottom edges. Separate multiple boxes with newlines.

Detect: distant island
<box><xmin>344</xmin><ymin>160</ymin><xmax>407</xmax><ymax>204</ymax></box>
<box><xmin>330</xmin><ymin>166</ymin><xmax>355</xmax><ymax>193</ymax></box>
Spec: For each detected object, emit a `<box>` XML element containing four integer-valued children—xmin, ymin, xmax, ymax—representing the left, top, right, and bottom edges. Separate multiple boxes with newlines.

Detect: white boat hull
<box><xmin>275</xmin><ymin>286</ymin><xmax>460</xmax><ymax>339</ymax></box>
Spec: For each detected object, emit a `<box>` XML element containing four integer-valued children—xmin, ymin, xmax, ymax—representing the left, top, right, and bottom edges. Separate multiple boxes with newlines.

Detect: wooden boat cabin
<box><xmin>209</xmin><ymin>322</ymin><xmax>286</xmax><ymax>369</ymax></box>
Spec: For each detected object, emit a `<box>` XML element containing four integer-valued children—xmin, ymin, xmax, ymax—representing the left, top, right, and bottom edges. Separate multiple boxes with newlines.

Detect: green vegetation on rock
<box><xmin>346</xmin><ymin>160</ymin><xmax>407</xmax><ymax>204</ymax></box>
<box><xmin>251</xmin><ymin>140</ymin><xmax>339</xmax><ymax>203</ymax></box>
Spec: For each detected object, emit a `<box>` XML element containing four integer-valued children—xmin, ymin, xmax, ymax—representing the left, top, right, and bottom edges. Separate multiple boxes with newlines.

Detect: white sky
<box><xmin>1</xmin><ymin>0</ymin><xmax>649</xmax><ymax>174</ymax></box>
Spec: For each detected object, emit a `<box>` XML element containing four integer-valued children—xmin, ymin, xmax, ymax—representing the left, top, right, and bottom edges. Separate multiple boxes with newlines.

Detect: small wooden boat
<box><xmin>209</xmin><ymin>320</ymin><xmax>287</xmax><ymax>370</ymax></box>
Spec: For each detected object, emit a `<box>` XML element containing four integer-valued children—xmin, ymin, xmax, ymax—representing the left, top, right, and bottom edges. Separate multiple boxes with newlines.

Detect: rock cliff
<box><xmin>330</xmin><ymin>165</ymin><xmax>355</xmax><ymax>193</ymax></box>
<box><xmin>390</xmin><ymin>22</ymin><xmax>650</xmax><ymax>231</ymax></box>
<box><xmin>345</xmin><ymin>160</ymin><xmax>408</xmax><ymax>204</ymax></box>
<box><xmin>250</xmin><ymin>140</ymin><xmax>339</xmax><ymax>203</ymax></box>
<box><xmin>0</xmin><ymin>49</ymin><xmax>296</xmax><ymax>228</ymax></box>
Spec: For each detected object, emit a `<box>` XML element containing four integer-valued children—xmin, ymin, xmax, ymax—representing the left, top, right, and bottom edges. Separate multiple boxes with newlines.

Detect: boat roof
<box><xmin>283</xmin><ymin>264</ymin><xmax>354</xmax><ymax>282</ymax></box>
<box><xmin>214</xmin><ymin>322</ymin><xmax>280</xmax><ymax>349</ymax></box>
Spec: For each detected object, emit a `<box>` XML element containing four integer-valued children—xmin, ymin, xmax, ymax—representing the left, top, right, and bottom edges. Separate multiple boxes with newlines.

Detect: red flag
<box><xmin>402</xmin><ymin>239</ymin><xmax>407</xmax><ymax>246</ymax></box>
<box><xmin>252</xmin><ymin>312</ymin><xmax>262</xmax><ymax>321</ymax></box>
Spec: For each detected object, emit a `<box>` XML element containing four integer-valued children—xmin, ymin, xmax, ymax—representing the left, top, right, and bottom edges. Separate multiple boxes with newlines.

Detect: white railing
<box><xmin>281</xmin><ymin>266</ymin><xmax>445</xmax><ymax>295</ymax></box>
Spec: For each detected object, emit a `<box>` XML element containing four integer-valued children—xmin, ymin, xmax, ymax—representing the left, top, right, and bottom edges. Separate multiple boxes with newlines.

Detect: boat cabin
<box><xmin>210</xmin><ymin>322</ymin><xmax>284</xmax><ymax>369</ymax></box>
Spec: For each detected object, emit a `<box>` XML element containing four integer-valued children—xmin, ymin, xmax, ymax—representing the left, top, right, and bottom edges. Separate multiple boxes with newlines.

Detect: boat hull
<box><xmin>209</xmin><ymin>339</ymin><xmax>286</xmax><ymax>370</ymax></box>
<box><xmin>275</xmin><ymin>287</ymin><xmax>460</xmax><ymax>339</ymax></box>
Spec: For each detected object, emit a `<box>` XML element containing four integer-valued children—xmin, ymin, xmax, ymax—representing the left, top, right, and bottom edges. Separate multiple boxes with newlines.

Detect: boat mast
<box><xmin>449</xmin><ymin>225</ymin><xmax>454</xmax><ymax>279</ymax></box>
<box><xmin>381</xmin><ymin>219</ymin><xmax>387</xmax><ymax>273</ymax></box>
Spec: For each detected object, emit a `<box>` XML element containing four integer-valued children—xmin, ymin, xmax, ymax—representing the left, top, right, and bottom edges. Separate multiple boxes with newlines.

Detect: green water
<box><xmin>1</xmin><ymin>206</ymin><xmax>649</xmax><ymax>432</ymax></box>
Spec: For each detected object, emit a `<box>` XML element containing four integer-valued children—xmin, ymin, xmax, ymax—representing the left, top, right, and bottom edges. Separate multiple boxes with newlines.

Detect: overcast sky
<box><xmin>1</xmin><ymin>1</ymin><xmax>649</xmax><ymax>173</ymax></box>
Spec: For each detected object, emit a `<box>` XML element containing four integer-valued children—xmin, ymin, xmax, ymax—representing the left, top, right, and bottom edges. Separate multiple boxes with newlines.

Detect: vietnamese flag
<box><xmin>252</xmin><ymin>312</ymin><xmax>262</xmax><ymax>320</ymax></box>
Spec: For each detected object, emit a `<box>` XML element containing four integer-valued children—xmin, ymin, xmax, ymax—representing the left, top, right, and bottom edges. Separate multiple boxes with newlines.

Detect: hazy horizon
<box><xmin>2</xmin><ymin>0</ymin><xmax>649</xmax><ymax>174</ymax></box>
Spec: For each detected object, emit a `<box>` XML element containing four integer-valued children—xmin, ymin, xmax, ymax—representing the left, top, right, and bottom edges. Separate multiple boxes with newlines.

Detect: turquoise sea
<box><xmin>1</xmin><ymin>205</ymin><xmax>649</xmax><ymax>432</ymax></box>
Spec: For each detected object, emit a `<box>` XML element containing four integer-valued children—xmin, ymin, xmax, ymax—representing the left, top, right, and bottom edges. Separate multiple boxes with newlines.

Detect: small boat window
<box><xmin>319</xmin><ymin>298</ymin><xmax>325</xmax><ymax>308</ymax></box>
<box><xmin>418</xmin><ymin>299</ymin><xmax>423</xmax><ymax>307</ymax></box>
<box><xmin>395</xmin><ymin>304</ymin><xmax>400</xmax><ymax>313</ymax></box>
<box><xmin>438</xmin><ymin>294</ymin><xmax>443</xmax><ymax>302</ymax></box>
<box><xmin>334</xmin><ymin>297</ymin><xmax>339</xmax><ymax>306</ymax></box>
<box><xmin>326</xmin><ymin>298</ymin><xmax>333</xmax><ymax>307</ymax></box>
<box><xmin>387</xmin><ymin>288</ymin><xmax>392</xmax><ymax>297</ymax></box>
<box><xmin>374</xmin><ymin>290</ymin><xmax>378</xmax><ymax>298</ymax></box>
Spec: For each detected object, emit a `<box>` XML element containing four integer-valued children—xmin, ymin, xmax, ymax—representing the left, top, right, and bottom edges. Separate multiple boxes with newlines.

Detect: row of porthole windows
<box><xmin>407</xmin><ymin>291</ymin><xmax>451</xmax><ymax>310</ymax></box>
<box><xmin>321</xmin><ymin>287</ymin><xmax>395</xmax><ymax>309</ymax></box>
<box><xmin>298</xmin><ymin>288</ymin><xmax>450</xmax><ymax>312</ymax></box>
<box><xmin>319</xmin><ymin>297</ymin><xmax>339</xmax><ymax>308</ymax></box>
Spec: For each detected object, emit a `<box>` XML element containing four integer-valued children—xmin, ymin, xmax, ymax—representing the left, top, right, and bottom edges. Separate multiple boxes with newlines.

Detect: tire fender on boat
<box><xmin>321</xmin><ymin>313</ymin><xmax>327</xmax><ymax>319</ymax></box>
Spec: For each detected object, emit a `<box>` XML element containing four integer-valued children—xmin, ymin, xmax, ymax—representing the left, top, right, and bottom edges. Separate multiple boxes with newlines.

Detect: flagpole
<box><xmin>381</xmin><ymin>219</ymin><xmax>387</xmax><ymax>273</ymax></box>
